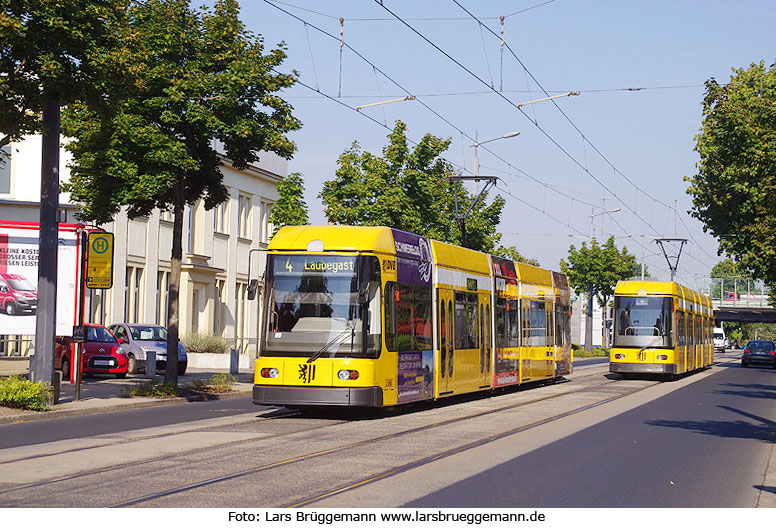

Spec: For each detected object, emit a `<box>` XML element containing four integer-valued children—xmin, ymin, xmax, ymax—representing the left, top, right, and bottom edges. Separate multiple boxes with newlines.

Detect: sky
<box><xmin>237</xmin><ymin>0</ymin><xmax>776</xmax><ymax>290</ymax></box>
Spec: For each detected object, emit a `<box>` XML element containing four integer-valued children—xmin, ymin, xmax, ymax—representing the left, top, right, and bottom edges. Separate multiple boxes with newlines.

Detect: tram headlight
<box><xmin>260</xmin><ymin>367</ymin><xmax>279</xmax><ymax>378</ymax></box>
<box><xmin>338</xmin><ymin>369</ymin><xmax>359</xmax><ymax>381</ymax></box>
<box><xmin>614</xmin><ymin>354</ymin><xmax>625</xmax><ymax>360</ymax></box>
<box><xmin>656</xmin><ymin>355</ymin><xmax>668</xmax><ymax>361</ymax></box>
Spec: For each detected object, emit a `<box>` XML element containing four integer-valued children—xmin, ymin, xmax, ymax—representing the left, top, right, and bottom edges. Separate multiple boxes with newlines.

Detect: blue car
<box><xmin>109</xmin><ymin>323</ymin><xmax>188</xmax><ymax>375</ymax></box>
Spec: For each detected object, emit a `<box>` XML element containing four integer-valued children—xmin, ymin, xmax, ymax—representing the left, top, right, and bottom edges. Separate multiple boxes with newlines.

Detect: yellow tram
<box><xmin>609</xmin><ymin>280</ymin><xmax>714</xmax><ymax>378</ymax></box>
<box><xmin>252</xmin><ymin>225</ymin><xmax>572</xmax><ymax>408</ymax></box>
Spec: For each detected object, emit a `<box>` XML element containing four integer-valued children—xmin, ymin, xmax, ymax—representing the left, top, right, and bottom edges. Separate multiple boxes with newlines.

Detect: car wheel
<box><xmin>127</xmin><ymin>354</ymin><xmax>137</xmax><ymax>374</ymax></box>
<box><xmin>178</xmin><ymin>363</ymin><xmax>187</xmax><ymax>376</ymax></box>
<box><xmin>61</xmin><ymin>357</ymin><xmax>70</xmax><ymax>380</ymax></box>
<box><xmin>742</xmin><ymin>362</ymin><xmax>748</xmax><ymax>368</ymax></box>
<box><xmin>116</xmin><ymin>372</ymin><xmax>127</xmax><ymax>379</ymax></box>
<box><xmin>5</xmin><ymin>302</ymin><xmax>16</xmax><ymax>315</ymax></box>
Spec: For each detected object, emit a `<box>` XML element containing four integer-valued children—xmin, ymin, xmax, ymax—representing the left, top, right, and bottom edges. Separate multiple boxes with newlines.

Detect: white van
<box><xmin>713</xmin><ymin>327</ymin><xmax>726</xmax><ymax>352</ymax></box>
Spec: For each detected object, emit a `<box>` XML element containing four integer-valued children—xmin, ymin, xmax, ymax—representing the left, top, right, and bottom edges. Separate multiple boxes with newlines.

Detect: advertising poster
<box><xmin>397</xmin><ymin>350</ymin><xmax>434</xmax><ymax>402</ymax></box>
<box><xmin>392</xmin><ymin>229</ymin><xmax>435</xmax><ymax>403</ymax></box>
<box><xmin>0</xmin><ymin>225</ymin><xmax>79</xmax><ymax>336</ymax></box>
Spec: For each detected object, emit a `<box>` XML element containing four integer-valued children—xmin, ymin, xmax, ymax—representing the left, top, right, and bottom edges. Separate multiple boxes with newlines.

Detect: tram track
<box><xmin>1</xmin><ymin>364</ymin><xmax>670</xmax><ymax>508</ymax></box>
<box><xmin>106</xmin><ymin>370</ymin><xmax>651</xmax><ymax>508</ymax></box>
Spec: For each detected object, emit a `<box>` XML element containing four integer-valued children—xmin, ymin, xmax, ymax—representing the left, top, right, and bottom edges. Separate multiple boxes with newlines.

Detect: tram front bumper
<box><xmin>610</xmin><ymin>362</ymin><xmax>677</xmax><ymax>375</ymax></box>
<box><xmin>253</xmin><ymin>385</ymin><xmax>384</xmax><ymax>407</ymax></box>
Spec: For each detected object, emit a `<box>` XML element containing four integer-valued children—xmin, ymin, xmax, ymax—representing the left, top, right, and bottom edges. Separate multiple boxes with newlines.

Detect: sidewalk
<box><xmin>0</xmin><ymin>368</ymin><xmax>255</xmax><ymax>425</ymax></box>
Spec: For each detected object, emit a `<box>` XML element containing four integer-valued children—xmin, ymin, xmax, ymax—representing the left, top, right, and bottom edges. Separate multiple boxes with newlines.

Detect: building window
<box><xmin>160</xmin><ymin>208</ymin><xmax>173</xmax><ymax>222</ymax></box>
<box><xmin>0</xmin><ymin>145</ymin><xmax>11</xmax><ymax>194</ymax></box>
<box><xmin>124</xmin><ymin>266</ymin><xmax>144</xmax><ymax>323</ymax></box>
<box><xmin>214</xmin><ymin>200</ymin><xmax>228</xmax><ymax>234</ymax></box>
<box><xmin>237</xmin><ymin>194</ymin><xmax>251</xmax><ymax>238</ymax></box>
<box><xmin>235</xmin><ymin>281</ymin><xmax>248</xmax><ymax>352</ymax></box>
<box><xmin>88</xmin><ymin>288</ymin><xmax>109</xmax><ymax>325</ymax></box>
<box><xmin>213</xmin><ymin>279</ymin><xmax>226</xmax><ymax>336</ymax></box>
<box><xmin>57</xmin><ymin>209</ymin><xmax>67</xmax><ymax>223</ymax></box>
<box><xmin>156</xmin><ymin>271</ymin><xmax>169</xmax><ymax>325</ymax></box>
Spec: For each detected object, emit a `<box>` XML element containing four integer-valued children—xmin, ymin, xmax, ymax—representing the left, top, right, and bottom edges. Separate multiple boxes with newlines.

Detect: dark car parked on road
<box><xmin>741</xmin><ymin>339</ymin><xmax>776</xmax><ymax>369</ymax></box>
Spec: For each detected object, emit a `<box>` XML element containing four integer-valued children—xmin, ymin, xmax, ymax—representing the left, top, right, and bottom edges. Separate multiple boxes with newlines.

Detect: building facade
<box><xmin>0</xmin><ymin>135</ymin><xmax>285</xmax><ymax>359</ymax></box>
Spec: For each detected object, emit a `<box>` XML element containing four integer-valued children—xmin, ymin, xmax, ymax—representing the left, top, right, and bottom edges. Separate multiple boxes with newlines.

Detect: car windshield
<box><xmin>88</xmin><ymin>326</ymin><xmax>117</xmax><ymax>343</ymax></box>
<box><xmin>261</xmin><ymin>254</ymin><xmax>381</xmax><ymax>359</ymax></box>
<box><xmin>613</xmin><ymin>296</ymin><xmax>673</xmax><ymax>348</ymax></box>
<box><xmin>745</xmin><ymin>340</ymin><xmax>774</xmax><ymax>350</ymax></box>
<box><xmin>6</xmin><ymin>277</ymin><xmax>35</xmax><ymax>291</ymax></box>
<box><xmin>130</xmin><ymin>326</ymin><xmax>167</xmax><ymax>341</ymax></box>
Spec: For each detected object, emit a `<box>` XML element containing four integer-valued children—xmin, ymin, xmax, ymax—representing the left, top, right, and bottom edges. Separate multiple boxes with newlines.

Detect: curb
<box><xmin>0</xmin><ymin>389</ymin><xmax>253</xmax><ymax>425</ymax></box>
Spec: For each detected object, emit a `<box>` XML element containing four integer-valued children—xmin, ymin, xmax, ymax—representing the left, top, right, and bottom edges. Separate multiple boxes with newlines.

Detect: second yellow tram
<box><xmin>609</xmin><ymin>280</ymin><xmax>714</xmax><ymax>378</ymax></box>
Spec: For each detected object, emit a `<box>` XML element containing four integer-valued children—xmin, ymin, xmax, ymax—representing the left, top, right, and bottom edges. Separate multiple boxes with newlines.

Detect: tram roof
<box><xmin>430</xmin><ymin>240</ymin><xmax>490</xmax><ymax>275</ymax></box>
<box><xmin>268</xmin><ymin>225</ymin><xmax>396</xmax><ymax>254</ymax></box>
<box><xmin>615</xmin><ymin>280</ymin><xmax>685</xmax><ymax>297</ymax></box>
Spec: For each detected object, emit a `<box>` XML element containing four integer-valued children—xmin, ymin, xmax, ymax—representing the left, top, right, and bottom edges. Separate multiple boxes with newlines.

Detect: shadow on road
<box><xmin>645</xmin><ymin>405</ymin><xmax>776</xmax><ymax>443</ymax></box>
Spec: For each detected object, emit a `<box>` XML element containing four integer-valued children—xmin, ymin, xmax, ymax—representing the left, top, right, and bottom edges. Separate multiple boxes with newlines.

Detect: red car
<box><xmin>56</xmin><ymin>324</ymin><xmax>129</xmax><ymax>380</ymax></box>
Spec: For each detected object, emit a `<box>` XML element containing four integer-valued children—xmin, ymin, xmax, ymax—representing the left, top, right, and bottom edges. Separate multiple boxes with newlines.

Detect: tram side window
<box><xmin>496</xmin><ymin>298</ymin><xmax>507</xmax><ymax>348</ymax></box>
<box><xmin>508</xmin><ymin>300</ymin><xmax>519</xmax><ymax>347</ymax></box>
<box><xmin>677</xmin><ymin>311</ymin><xmax>686</xmax><ymax>347</ymax></box>
<box><xmin>454</xmin><ymin>291</ymin><xmax>479</xmax><ymax>349</ymax></box>
<box><xmin>385</xmin><ymin>282</ymin><xmax>432</xmax><ymax>352</ymax></box>
<box><xmin>555</xmin><ymin>304</ymin><xmax>567</xmax><ymax>346</ymax></box>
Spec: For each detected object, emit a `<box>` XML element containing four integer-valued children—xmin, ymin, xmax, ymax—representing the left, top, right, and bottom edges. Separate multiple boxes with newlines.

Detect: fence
<box><xmin>709</xmin><ymin>277</ymin><xmax>771</xmax><ymax>307</ymax></box>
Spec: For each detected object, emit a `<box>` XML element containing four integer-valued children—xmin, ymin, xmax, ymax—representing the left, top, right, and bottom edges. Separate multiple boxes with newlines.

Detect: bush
<box><xmin>190</xmin><ymin>373</ymin><xmax>236</xmax><ymax>393</ymax></box>
<box><xmin>574</xmin><ymin>347</ymin><xmax>610</xmax><ymax>358</ymax></box>
<box><xmin>123</xmin><ymin>379</ymin><xmax>181</xmax><ymax>398</ymax></box>
<box><xmin>181</xmin><ymin>333</ymin><xmax>231</xmax><ymax>354</ymax></box>
<box><xmin>0</xmin><ymin>376</ymin><xmax>53</xmax><ymax>411</ymax></box>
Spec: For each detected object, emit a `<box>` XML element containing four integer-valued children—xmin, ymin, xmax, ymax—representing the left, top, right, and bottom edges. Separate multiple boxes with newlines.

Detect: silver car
<box><xmin>109</xmin><ymin>323</ymin><xmax>188</xmax><ymax>375</ymax></box>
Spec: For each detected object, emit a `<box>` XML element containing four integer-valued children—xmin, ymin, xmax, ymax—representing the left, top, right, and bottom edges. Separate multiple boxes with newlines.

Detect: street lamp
<box><xmin>589</xmin><ymin>207</ymin><xmax>621</xmax><ymax>238</ymax></box>
<box><xmin>472</xmin><ymin>130</ymin><xmax>520</xmax><ymax>182</ymax></box>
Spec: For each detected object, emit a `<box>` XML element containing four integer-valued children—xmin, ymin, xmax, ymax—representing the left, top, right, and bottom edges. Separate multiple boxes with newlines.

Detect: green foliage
<box><xmin>573</xmin><ymin>347</ymin><xmax>610</xmax><ymax>358</ymax></box>
<box><xmin>560</xmin><ymin>236</ymin><xmax>638</xmax><ymax>308</ymax></box>
<box><xmin>124</xmin><ymin>379</ymin><xmax>181</xmax><ymax>398</ymax></box>
<box><xmin>190</xmin><ymin>373</ymin><xmax>236</xmax><ymax>393</ymax></box>
<box><xmin>0</xmin><ymin>376</ymin><xmax>53</xmax><ymax>411</ymax></box>
<box><xmin>319</xmin><ymin>121</ymin><xmax>505</xmax><ymax>253</ymax></box>
<box><xmin>269</xmin><ymin>172</ymin><xmax>309</xmax><ymax>237</ymax></box>
<box><xmin>0</xmin><ymin>0</ymin><xmax>127</xmax><ymax>149</ymax></box>
<box><xmin>493</xmin><ymin>246</ymin><xmax>541</xmax><ymax>267</ymax></box>
<box><xmin>62</xmin><ymin>0</ymin><xmax>301</xmax><ymax>224</ymax></box>
<box><xmin>687</xmin><ymin>61</ymin><xmax>776</xmax><ymax>284</ymax></box>
<box><xmin>181</xmin><ymin>333</ymin><xmax>231</xmax><ymax>354</ymax></box>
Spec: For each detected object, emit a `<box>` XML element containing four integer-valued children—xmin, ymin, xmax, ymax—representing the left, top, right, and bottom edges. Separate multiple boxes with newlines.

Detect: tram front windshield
<box><xmin>613</xmin><ymin>296</ymin><xmax>673</xmax><ymax>348</ymax></box>
<box><xmin>262</xmin><ymin>254</ymin><xmax>381</xmax><ymax>358</ymax></box>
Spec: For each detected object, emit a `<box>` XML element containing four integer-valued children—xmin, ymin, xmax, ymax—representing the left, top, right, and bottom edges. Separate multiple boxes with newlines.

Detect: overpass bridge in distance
<box><xmin>712</xmin><ymin>298</ymin><xmax>776</xmax><ymax>323</ymax></box>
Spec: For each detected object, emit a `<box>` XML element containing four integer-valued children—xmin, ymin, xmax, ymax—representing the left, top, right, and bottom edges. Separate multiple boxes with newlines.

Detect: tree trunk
<box><xmin>164</xmin><ymin>180</ymin><xmax>183</xmax><ymax>386</ymax></box>
<box><xmin>585</xmin><ymin>289</ymin><xmax>593</xmax><ymax>352</ymax></box>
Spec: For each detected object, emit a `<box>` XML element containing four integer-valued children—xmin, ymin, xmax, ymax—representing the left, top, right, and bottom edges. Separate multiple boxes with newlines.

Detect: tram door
<box><xmin>438</xmin><ymin>288</ymin><xmax>455</xmax><ymax>396</ymax></box>
<box><xmin>478</xmin><ymin>297</ymin><xmax>491</xmax><ymax>388</ymax></box>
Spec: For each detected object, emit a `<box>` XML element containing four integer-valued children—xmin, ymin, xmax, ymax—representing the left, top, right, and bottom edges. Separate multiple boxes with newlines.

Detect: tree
<box><xmin>62</xmin><ymin>0</ymin><xmax>300</xmax><ymax>387</ymax></box>
<box><xmin>319</xmin><ymin>121</ymin><xmax>505</xmax><ymax>253</ymax></box>
<box><xmin>1</xmin><ymin>0</ymin><xmax>126</xmax><ymax>385</ymax></box>
<box><xmin>269</xmin><ymin>172</ymin><xmax>309</xmax><ymax>238</ymax></box>
<box><xmin>493</xmin><ymin>246</ymin><xmax>540</xmax><ymax>267</ymax></box>
<box><xmin>560</xmin><ymin>236</ymin><xmax>637</xmax><ymax>350</ymax></box>
<box><xmin>0</xmin><ymin>0</ymin><xmax>125</xmax><ymax>149</ymax></box>
<box><xmin>686</xmin><ymin>61</ymin><xmax>776</xmax><ymax>284</ymax></box>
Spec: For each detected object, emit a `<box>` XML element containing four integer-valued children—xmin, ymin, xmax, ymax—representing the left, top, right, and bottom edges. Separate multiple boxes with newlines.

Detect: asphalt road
<box><xmin>406</xmin><ymin>356</ymin><xmax>776</xmax><ymax>507</ymax></box>
<box><xmin>0</xmin><ymin>397</ymin><xmax>263</xmax><ymax>449</ymax></box>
